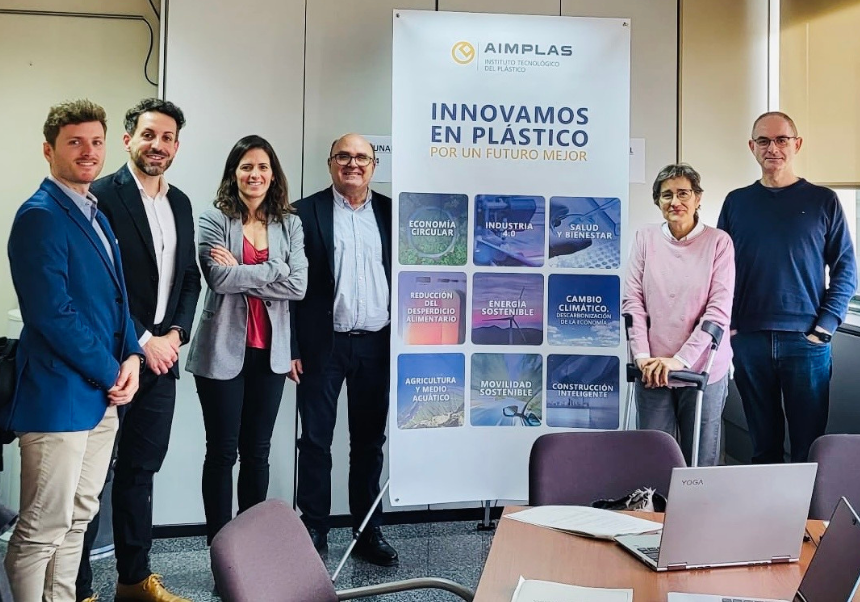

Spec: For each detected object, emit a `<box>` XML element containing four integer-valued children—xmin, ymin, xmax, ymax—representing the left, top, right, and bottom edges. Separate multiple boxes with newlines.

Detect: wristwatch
<box><xmin>809</xmin><ymin>330</ymin><xmax>832</xmax><ymax>343</ymax></box>
<box><xmin>170</xmin><ymin>326</ymin><xmax>189</xmax><ymax>345</ymax></box>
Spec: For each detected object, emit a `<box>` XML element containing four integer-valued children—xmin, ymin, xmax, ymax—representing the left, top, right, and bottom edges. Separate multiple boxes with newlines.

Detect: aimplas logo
<box><xmin>483</xmin><ymin>42</ymin><xmax>572</xmax><ymax>57</ymax></box>
<box><xmin>451</xmin><ymin>41</ymin><xmax>476</xmax><ymax>64</ymax></box>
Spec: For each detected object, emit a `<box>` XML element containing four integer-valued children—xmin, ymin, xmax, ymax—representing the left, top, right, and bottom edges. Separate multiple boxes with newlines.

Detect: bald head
<box><xmin>751</xmin><ymin>111</ymin><xmax>798</xmax><ymax>138</ymax></box>
<box><xmin>327</xmin><ymin>133</ymin><xmax>376</xmax><ymax>202</ymax></box>
<box><xmin>329</xmin><ymin>133</ymin><xmax>375</xmax><ymax>161</ymax></box>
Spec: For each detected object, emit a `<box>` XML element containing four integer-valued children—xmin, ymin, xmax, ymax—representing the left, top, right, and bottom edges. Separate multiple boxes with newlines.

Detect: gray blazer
<box><xmin>186</xmin><ymin>208</ymin><xmax>308</xmax><ymax>379</ymax></box>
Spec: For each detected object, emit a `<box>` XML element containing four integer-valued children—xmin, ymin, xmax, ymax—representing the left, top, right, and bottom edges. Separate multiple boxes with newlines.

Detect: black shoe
<box><xmin>353</xmin><ymin>527</ymin><xmax>399</xmax><ymax>567</ymax></box>
<box><xmin>307</xmin><ymin>526</ymin><xmax>328</xmax><ymax>552</ymax></box>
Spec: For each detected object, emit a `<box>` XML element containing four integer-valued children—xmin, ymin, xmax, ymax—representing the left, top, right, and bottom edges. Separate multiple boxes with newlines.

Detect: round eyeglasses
<box><xmin>659</xmin><ymin>189</ymin><xmax>694</xmax><ymax>202</ymax></box>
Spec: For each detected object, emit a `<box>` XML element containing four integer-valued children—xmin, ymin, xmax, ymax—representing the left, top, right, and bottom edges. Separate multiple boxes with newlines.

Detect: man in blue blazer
<box><xmin>290</xmin><ymin>134</ymin><xmax>397</xmax><ymax>566</ymax></box>
<box><xmin>3</xmin><ymin>100</ymin><xmax>143</xmax><ymax>602</ymax></box>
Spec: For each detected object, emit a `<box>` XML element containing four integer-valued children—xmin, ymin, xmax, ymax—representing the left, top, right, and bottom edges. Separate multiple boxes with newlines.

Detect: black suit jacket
<box><xmin>92</xmin><ymin>164</ymin><xmax>202</xmax><ymax>378</ymax></box>
<box><xmin>290</xmin><ymin>186</ymin><xmax>392</xmax><ymax>371</ymax></box>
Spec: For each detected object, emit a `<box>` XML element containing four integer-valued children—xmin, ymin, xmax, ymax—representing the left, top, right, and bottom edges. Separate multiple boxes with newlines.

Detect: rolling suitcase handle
<box><xmin>622</xmin><ymin>315</ymin><xmax>724</xmax><ymax>466</ymax></box>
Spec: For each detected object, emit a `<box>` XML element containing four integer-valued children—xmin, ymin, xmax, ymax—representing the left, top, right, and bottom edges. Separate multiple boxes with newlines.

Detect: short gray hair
<box><xmin>652</xmin><ymin>163</ymin><xmax>703</xmax><ymax>205</ymax></box>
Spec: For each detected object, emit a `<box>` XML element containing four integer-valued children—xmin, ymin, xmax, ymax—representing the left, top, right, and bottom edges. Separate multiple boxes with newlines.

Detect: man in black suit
<box><xmin>76</xmin><ymin>99</ymin><xmax>200</xmax><ymax>602</ymax></box>
<box><xmin>289</xmin><ymin>133</ymin><xmax>397</xmax><ymax>566</ymax></box>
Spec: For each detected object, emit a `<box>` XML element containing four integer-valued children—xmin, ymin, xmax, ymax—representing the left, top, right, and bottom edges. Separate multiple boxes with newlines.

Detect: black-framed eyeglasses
<box><xmin>659</xmin><ymin>189</ymin><xmax>694</xmax><ymax>202</ymax></box>
<box><xmin>330</xmin><ymin>153</ymin><xmax>373</xmax><ymax>167</ymax></box>
<box><xmin>752</xmin><ymin>136</ymin><xmax>797</xmax><ymax>149</ymax></box>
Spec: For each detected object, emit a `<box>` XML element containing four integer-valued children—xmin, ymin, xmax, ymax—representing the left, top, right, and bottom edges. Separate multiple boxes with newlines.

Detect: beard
<box><xmin>131</xmin><ymin>148</ymin><xmax>173</xmax><ymax>176</ymax></box>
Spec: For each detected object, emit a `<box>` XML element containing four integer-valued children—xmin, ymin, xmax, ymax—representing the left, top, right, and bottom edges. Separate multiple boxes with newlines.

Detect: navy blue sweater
<box><xmin>717</xmin><ymin>179</ymin><xmax>857</xmax><ymax>334</ymax></box>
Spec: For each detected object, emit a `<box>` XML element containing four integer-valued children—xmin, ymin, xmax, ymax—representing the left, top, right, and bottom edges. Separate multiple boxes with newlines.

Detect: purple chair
<box><xmin>807</xmin><ymin>434</ymin><xmax>860</xmax><ymax>520</ymax></box>
<box><xmin>529</xmin><ymin>430</ymin><xmax>686</xmax><ymax>506</ymax></box>
<box><xmin>210</xmin><ymin>499</ymin><xmax>474</xmax><ymax>602</ymax></box>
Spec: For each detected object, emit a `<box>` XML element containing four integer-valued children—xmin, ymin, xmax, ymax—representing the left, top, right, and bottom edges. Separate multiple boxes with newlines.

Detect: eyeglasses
<box><xmin>330</xmin><ymin>153</ymin><xmax>373</xmax><ymax>167</ymax></box>
<box><xmin>752</xmin><ymin>136</ymin><xmax>797</xmax><ymax>149</ymax></box>
<box><xmin>659</xmin><ymin>189</ymin><xmax>694</xmax><ymax>202</ymax></box>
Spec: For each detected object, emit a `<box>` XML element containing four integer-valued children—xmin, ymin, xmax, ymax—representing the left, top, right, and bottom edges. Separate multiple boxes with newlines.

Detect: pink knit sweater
<box><xmin>622</xmin><ymin>223</ymin><xmax>735</xmax><ymax>384</ymax></box>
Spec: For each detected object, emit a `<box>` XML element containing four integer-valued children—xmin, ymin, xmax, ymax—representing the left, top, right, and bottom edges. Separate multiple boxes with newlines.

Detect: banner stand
<box><xmin>476</xmin><ymin>500</ymin><xmax>496</xmax><ymax>531</ymax></box>
<box><xmin>390</xmin><ymin>9</ymin><xmax>631</xmax><ymax>508</ymax></box>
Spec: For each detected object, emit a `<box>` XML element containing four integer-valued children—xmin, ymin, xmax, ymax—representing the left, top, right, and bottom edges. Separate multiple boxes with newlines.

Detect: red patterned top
<box><xmin>243</xmin><ymin>237</ymin><xmax>272</xmax><ymax>349</ymax></box>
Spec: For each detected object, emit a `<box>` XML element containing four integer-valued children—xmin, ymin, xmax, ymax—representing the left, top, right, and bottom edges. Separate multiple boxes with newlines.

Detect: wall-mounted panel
<box><xmin>302</xmin><ymin>0</ymin><xmax>434</xmax><ymax>199</ymax></box>
<box><xmin>159</xmin><ymin>0</ymin><xmax>306</xmax><ymax>525</ymax></box>
<box><xmin>562</xmin><ymin>0</ymin><xmax>677</xmax><ymax>241</ymax></box>
<box><xmin>0</xmin><ymin>1</ymin><xmax>157</xmax><ymax>328</ymax></box>
<box><xmin>781</xmin><ymin>0</ymin><xmax>860</xmax><ymax>186</ymax></box>
<box><xmin>438</xmin><ymin>0</ymin><xmax>560</xmax><ymax>14</ymax></box>
<box><xmin>679</xmin><ymin>0</ymin><xmax>768</xmax><ymax>226</ymax></box>
<box><xmin>302</xmin><ymin>0</ymin><xmax>434</xmax><ymax>518</ymax></box>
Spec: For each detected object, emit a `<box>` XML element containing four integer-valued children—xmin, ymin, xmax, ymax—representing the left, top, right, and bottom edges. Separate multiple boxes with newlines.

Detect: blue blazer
<box><xmin>3</xmin><ymin>178</ymin><xmax>142</xmax><ymax>432</ymax></box>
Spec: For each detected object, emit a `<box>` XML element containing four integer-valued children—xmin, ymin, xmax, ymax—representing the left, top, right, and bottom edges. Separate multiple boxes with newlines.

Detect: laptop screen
<box><xmin>795</xmin><ymin>498</ymin><xmax>860</xmax><ymax>602</ymax></box>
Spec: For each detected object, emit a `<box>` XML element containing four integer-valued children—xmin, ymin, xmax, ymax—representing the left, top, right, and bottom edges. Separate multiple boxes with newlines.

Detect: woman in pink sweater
<box><xmin>622</xmin><ymin>164</ymin><xmax>735</xmax><ymax>466</ymax></box>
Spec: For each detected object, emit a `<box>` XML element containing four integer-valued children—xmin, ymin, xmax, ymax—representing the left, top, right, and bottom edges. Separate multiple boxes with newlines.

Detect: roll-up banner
<box><xmin>390</xmin><ymin>10</ymin><xmax>630</xmax><ymax>505</ymax></box>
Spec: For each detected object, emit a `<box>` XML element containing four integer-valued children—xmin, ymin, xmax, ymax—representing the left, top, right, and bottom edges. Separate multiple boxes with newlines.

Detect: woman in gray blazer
<box><xmin>186</xmin><ymin>135</ymin><xmax>308</xmax><ymax>543</ymax></box>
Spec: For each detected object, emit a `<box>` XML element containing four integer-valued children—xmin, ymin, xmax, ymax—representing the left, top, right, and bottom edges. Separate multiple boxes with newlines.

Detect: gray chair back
<box><xmin>808</xmin><ymin>434</ymin><xmax>860</xmax><ymax>520</ymax></box>
<box><xmin>529</xmin><ymin>430</ymin><xmax>686</xmax><ymax>506</ymax></box>
<box><xmin>210</xmin><ymin>499</ymin><xmax>338</xmax><ymax>602</ymax></box>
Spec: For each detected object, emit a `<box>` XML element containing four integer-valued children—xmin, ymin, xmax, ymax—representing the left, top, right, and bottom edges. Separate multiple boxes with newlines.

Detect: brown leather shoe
<box><xmin>114</xmin><ymin>574</ymin><xmax>191</xmax><ymax>602</ymax></box>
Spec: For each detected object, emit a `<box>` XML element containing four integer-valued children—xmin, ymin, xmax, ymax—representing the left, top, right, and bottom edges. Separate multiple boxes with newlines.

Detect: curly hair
<box><xmin>124</xmin><ymin>98</ymin><xmax>186</xmax><ymax>135</ymax></box>
<box><xmin>43</xmin><ymin>99</ymin><xmax>107</xmax><ymax>147</ymax></box>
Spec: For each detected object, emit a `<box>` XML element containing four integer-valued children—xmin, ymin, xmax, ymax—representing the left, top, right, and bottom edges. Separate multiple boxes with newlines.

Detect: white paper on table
<box><xmin>668</xmin><ymin>594</ymin><xmax>786</xmax><ymax>602</ymax></box>
<box><xmin>505</xmin><ymin>506</ymin><xmax>662</xmax><ymax>540</ymax></box>
<box><xmin>512</xmin><ymin>576</ymin><xmax>633</xmax><ymax>602</ymax></box>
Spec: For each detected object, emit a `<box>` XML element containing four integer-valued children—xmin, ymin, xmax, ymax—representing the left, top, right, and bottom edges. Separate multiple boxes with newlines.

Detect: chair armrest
<box><xmin>337</xmin><ymin>577</ymin><xmax>475</xmax><ymax>601</ymax></box>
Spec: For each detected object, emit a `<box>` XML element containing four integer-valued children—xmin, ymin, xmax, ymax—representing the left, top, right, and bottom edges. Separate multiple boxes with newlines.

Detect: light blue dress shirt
<box><xmin>49</xmin><ymin>175</ymin><xmax>115</xmax><ymax>265</ymax></box>
<box><xmin>331</xmin><ymin>187</ymin><xmax>390</xmax><ymax>332</ymax></box>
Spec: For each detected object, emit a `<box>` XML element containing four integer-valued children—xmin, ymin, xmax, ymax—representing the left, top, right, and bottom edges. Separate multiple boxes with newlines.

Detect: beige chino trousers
<box><xmin>4</xmin><ymin>406</ymin><xmax>118</xmax><ymax>602</ymax></box>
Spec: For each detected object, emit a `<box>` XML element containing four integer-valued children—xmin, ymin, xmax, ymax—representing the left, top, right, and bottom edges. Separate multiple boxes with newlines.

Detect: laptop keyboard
<box><xmin>637</xmin><ymin>546</ymin><xmax>660</xmax><ymax>562</ymax></box>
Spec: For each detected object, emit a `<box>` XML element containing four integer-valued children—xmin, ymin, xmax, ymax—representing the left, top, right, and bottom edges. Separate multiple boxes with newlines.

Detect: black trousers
<box><xmin>76</xmin><ymin>368</ymin><xmax>176</xmax><ymax>597</ymax></box>
<box><xmin>296</xmin><ymin>329</ymin><xmax>390</xmax><ymax>533</ymax></box>
<box><xmin>195</xmin><ymin>347</ymin><xmax>286</xmax><ymax>544</ymax></box>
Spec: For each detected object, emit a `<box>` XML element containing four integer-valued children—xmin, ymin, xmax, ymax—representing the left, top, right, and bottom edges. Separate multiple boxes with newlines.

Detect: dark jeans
<box><xmin>296</xmin><ymin>330</ymin><xmax>389</xmax><ymax>534</ymax></box>
<box><xmin>76</xmin><ymin>368</ymin><xmax>175</xmax><ymax>597</ymax></box>
<box><xmin>732</xmin><ymin>330</ymin><xmax>832</xmax><ymax>463</ymax></box>
<box><xmin>195</xmin><ymin>347</ymin><xmax>286</xmax><ymax>544</ymax></box>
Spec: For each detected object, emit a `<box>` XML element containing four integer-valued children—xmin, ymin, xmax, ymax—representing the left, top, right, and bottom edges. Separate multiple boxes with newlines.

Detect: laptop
<box><xmin>667</xmin><ymin>497</ymin><xmax>860</xmax><ymax>602</ymax></box>
<box><xmin>615</xmin><ymin>463</ymin><xmax>817</xmax><ymax>571</ymax></box>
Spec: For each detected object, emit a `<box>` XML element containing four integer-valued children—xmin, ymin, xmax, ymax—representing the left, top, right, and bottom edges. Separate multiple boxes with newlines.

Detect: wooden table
<box><xmin>474</xmin><ymin>507</ymin><xmax>835</xmax><ymax>602</ymax></box>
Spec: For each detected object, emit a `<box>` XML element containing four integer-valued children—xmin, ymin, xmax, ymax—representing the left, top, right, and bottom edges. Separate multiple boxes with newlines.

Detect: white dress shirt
<box><xmin>128</xmin><ymin>163</ymin><xmax>177</xmax><ymax>345</ymax></box>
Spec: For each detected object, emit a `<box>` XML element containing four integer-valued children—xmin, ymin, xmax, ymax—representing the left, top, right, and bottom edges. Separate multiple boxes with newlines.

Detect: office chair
<box><xmin>528</xmin><ymin>430</ymin><xmax>686</xmax><ymax>506</ymax></box>
<box><xmin>807</xmin><ymin>434</ymin><xmax>860</xmax><ymax>520</ymax></box>
<box><xmin>210</xmin><ymin>499</ymin><xmax>475</xmax><ymax>602</ymax></box>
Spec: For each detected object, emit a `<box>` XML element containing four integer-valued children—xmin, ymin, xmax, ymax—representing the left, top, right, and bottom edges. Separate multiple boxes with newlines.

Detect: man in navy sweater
<box><xmin>718</xmin><ymin>111</ymin><xmax>857</xmax><ymax>463</ymax></box>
